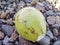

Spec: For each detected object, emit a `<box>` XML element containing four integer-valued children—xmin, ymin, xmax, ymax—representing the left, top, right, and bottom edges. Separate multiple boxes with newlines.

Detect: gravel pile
<box><xmin>0</xmin><ymin>0</ymin><xmax>60</xmax><ymax>45</ymax></box>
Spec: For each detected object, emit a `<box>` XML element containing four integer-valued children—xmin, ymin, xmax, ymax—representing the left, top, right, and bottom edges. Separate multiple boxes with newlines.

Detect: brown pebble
<box><xmin>0</xmin><ymin>12</ymin><xmax>7</xmax><ymax>19</ymax></box>
<box><xmin>7</xmin><ymin>18</ymin><xmax>13</xmax><ymax>25</ymax></box>
<box><xmin>0</xmin><ymin>31</ymin><xmax>4</xmax><ymax>39</ymax></box>
<box><xmin>9</xmin><ymin>31</ymin><xmax>18</xmax><ymax>42</ymax></box>
<box><xmin>31</xmin><ymin>0</ymin><xmax>39</xmax><ymax>5</ymax></box>
<box><xmin>53</xmin><ymin>28</ymin><xmax>58</xmax><ymax>36</ymax></box>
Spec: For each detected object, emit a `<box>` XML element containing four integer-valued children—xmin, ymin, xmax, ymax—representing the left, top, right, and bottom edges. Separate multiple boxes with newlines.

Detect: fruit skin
<box><xmin>15</xmin><ymin>7</ymin><xmax>46</xmax><ymax>42</ymax></box>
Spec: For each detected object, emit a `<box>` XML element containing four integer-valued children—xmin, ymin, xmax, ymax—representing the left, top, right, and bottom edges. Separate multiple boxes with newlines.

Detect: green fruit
<box><xmin>15</xmin><ymin>7</ymin><xmax>46</xmax><ymax>42</ymax></box>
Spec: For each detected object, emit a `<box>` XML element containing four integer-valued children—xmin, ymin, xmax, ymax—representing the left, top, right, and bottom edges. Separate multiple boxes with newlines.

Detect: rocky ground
<box><xmin>0</xmin><ymin>0</ymin><xmax>60</xmax><ymax>45</ymax></box>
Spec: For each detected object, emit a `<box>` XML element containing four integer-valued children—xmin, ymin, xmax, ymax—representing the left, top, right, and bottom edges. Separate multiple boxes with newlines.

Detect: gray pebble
<box><xmin>0</xmin><ymin>41</ymin><xmax>2</xmax><ymax>45</ymax></box>
<box><xmin>6</xmin><ymin>43</ymin><xmax>15</xmax><ymax>45</ymax></box>
<box><xmin>24</xmin><ymin>0</ymin><xmax>32</xmax><ymax>3</ymax></box>
<box><xmin>53</xmin><ymin>28</ymin><xmax>58</xmax><ymax>36</ymax></box>
<box><xmin>46</xmin><ymin>30</ymin><xmax>54</xmax><ymax>39</ymax></box>
<box><xmin>52</xmin><ymin>24</ymin><xmax>60</xmax><ymax>28</ymax></box>
<box><xmin>47</xmin><ymin>16</ymin><xmax>55</xmax><ymax>25</ymax></box>
<box><xmin>53</xmin><ymin>40</ymin><xmax>60</xmax><ymax>45</ymax></box>
<box><xmin>36</xmin><ymin>2</ymin><xmax>45</xmax><ymax>12</ymax></box>
<box><xmin>3</xmin><ymin>36</ymin><xmax>9</xmax><ymax>45</ymax></box>
<box><xmin>44</xmin><ymin>10</ymin><xmax>55</xmax><ymax>16</ymax></box>
<box><xmin>1</xmin><ymin>25</ymin><xmax>14</xmax><ymax>36</ymax></box>
<box><xmin>39</xmin><ymin>36</ymin><xmax>50</xmax><ymax>45</ymax></box>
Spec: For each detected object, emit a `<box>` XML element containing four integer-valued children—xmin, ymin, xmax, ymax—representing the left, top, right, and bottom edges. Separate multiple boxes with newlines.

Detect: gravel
<box><xmin>1</xmin><ymin>25</ymin><xmax>14</xmax><ymax>36</ymax></box>
<box><xmin>0</xmin><ymin>0</ymin><xmax>60</xmax><ymax>45</ymax></box>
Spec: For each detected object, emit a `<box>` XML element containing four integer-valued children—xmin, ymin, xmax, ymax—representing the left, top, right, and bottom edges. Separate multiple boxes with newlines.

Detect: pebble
<box><xmin>55</xmin><ymin>16</ymin><xmax>60</xmax><ymax>24</ymax></box>
<box><xmin>39</xmin><ymin>36</ymin><xmax>50</xmax><ymax>45</ymax></box>
<box><xmin>53</xmin><ymin>40</ymin><xmax>60</xmax><ymax>45</ymax></box>
<box><xmin>31</xmin><ymin>0</ymin><xmax>39</xmax><ymax>5</ymax></box>
<box><xmin>0</xmin><ymin>19</ymin><xmax>7</xmax><ymax>23</ymax></box>
<box><xmin>46</xmin><ymin>30</ymin><xmax>54</xmax><ymax>39</ymax></box>
<box><xmin>52</xmin><ymin>28</ymin><xmax>58</xmax><ymax>36</ymax></box>
<box><xmin>6</xmin><ymin>43</ymin><xmax>15</xmax><ymax>45</ymax></box>
<box><xmin>36</xmin><ymin>2</ymin><xmax>45</xmax><ymax>12</ymax></box>
<box><xmin>9</xmin><ymin>31</ymin><xmax>18</xmax><ymax>42</ymax></box>
<box><xmin>0</xmin><ymin>12</ymin><xmax>7</xmax><ymax>19</ymax></box>
<box><xmin>18</xmin><ymin>36</ymin><xmax>31</xmax><ymax>45</ymax></box>
<box><xmin>58</xmin><ymin>35</ymin><xmax>60</xmax><ymax>40</ymax></box>
<box><xmin>24</xmin><ymin>0</ymin><xmax>32</xmax><ymax>3</ymax></box>
<box><xmin>52</xmin><ymin>24</ymin><xmax>60</xmax><ymax>28</ymax></box>
<box><xmin>18</xmin><ymin>1</ymin><xmax>25</xmax><ymax>9</ymax></box>
<box><xmin>7</xmin><ymin>18</ymin><xmax>13</xmax><ymax>25</ymax></box>
<box><xmin>0</xmin><ymin>31</ymin><xmax>4</xmax><ymax>39</ymax></box>
<box><xmin>12</xmin><ymin>2</ymin><xmax>16</xmax><ymax>8</ymax></box>
<box><xmin>44</xmin><ymin>2</ymin><xmax>53</xmax><ymax>10</ymax></box>
<box><xmin>47</xmin><ymin>16</ymin><xmax>56</xmax><ymax>25</ymax></box>
<box><xmin>0</xmin><ymin>41</ymin><xmax>2</xmax><ymax>45</ymax></box>
<box><xmin>3</xmin><ymin>36</ymin><xmax>9</xmax><ymax>45</ymax></box>
<box><xmin>26</xmin><ymin>3</ymin><xmax>31</xmax><ymax>7</ymax></box>
<box><xmin>55</xmin><ymin>0</ymin><xmax>60</xmax><ymax>11</ymax></box>
<box><xmin>8</xmin><ymin>0</ymin><xmax>15</xmax><ymax>3</ymax></box>
<box><xmin>1</xmin><ymin>25</ymin><xmax>14</xmax><ymax>36</ymax></box>
<box><xmin>45</xmin><ymin>10</ymin><xmax>55</xmax><ymax>16</ymax></box>
<box><xmin>15</xmin><ymin>41</ymin><xmax>19</xmax><ymax>45</ymax></box>
<box><xmin>55</xmin><ymin>12</ymin><xmax>60</xmax><ymax>15</ymax></box>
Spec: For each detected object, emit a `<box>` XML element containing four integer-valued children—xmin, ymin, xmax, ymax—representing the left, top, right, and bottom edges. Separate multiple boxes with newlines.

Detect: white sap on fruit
<box><xmin>15</xmin><ymin>7</ymin><xmax>46</xmax><ymax>42</ymax></box>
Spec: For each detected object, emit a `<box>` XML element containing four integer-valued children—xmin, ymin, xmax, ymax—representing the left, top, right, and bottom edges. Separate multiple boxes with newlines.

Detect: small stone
<box><xmin>13</xmin><ymin>2</ymin><xmax>17</xmax><ymax>8</ymax></box>
<box><xmin>7</xmin><ymin>18</ymin><xmax>13</xmax><ymax>25</ymax></box>
<box><xmin>55</xmin><ymin>16</ymin><xmax>60</xmax><ymax>24</ymax></box>
<box><xmin>8</xmin><ymin>0</ymin><xmax>15</xmax><ymax>3</ymax></box>
<box><xmin>44</xmin><ymin>10</ymin><xmax>55</xmax><ymax>16</ymax></box>
<box><xmin>46</xmin><ymin>30</ymin><xmax>54</xmax><ymax>39</ymax></box>
<box><xmin>1</xmin><ymin>1</ymin><xmax>6</xmax><ymax>5</ymax></box>
<box><xmin>26</xmin><ymin>3</ymin><xmax>31</xmax><ymax>7</ymax></box>
<box><xmin>8</xmin><ymin>7</ymin><xmax>14</xmax><ymax>14</ymax></box>
<box><xmin>47</xmin><ymin>16</ymin><xmax>55</xmax><ymax>25</ymax></box>
<box><xmin>6</xmin><ymin>43</ymin><xmax>15</xmax><ymax>45</ymax></box>
<box><xmin>53</xmin><ymin>28</ymin><xmax>58</xmax><ymax>36</ymax></box>
<box><xmin>3</xmin><ymin>36</ymin><xmax>9</xmax><ymax>45</ymax></box>
<box><xmin>18</xmin><ymin>1</ymin><xmax>25</xmax><ymax>9</ymax></box>
<box><xmin>53</xmin><ymin>40</ymin><xmax>60</xmax><ymax>45</ymax></box>
<box><xmin>9</xmin><ymin>31</ymin><xmax>18</xmax><ymax>42</ymax></box>
<box><xmin>0</xmin><ymin>19</ymin><xmax>7</xmax><ymax>23</ymax></box>
<box><xmin>15</xmin><ymin>41</ymin><xmax>19</xmax><ymax>45</ymax></box>
<box><xmin>39</xmin><ymin>36</ymin><xmax>50</xmax><ymax>45</ymax></box>
<box><xmin>55</xmin><ymin>12</ymin><xmax>60</xmax><ymax>16</ymax></box>
<box><xmin>18</xmin><ymin>36</ymin><xmax>32</xmax><ymax>45</ymax></box>
<box><xmin>31</xmin><ymin>0</ymin><xmax>39</xmax><ymax>5</ymax></box>
<box><xmin>52</xmin><ymin>24</ymin><xmax>60</xmax><ymax>28</ymax></box>
<box><xmin>36</xmin><ymin>2</ymin><xmax>45</xmax><ymax>12</ymax></box>
<box><xmin>0</xmin><ymin>41</ymin><xmax>2</xmax><ymax>45</ymax></box>
<box><xmin>24</xmin><ymin>0</ymin><xmax>32</xmax><ymax>3</ymax></box>
<box><xmin>43</xmin><ymin>2</ymin><xmax>53</xmax><ymax>10</ymax></box>
<box><xmin>1</xmin><ymin>25</ymin><xmax>14</xmax><ymax>36</ymax></box>
<box><xmin>0</xmin><ymin>12</ymin><xmax>7</xmax><ymax>19</ymax></box>
<box><xmin>0</xmin><ymin>31</ymin><xmax>4</xmax><ymax>39</ymax></box>
<box><xmin>58</xmin><ymin>35</ymin><xmax>60</xmax><ymax>40</ymax></box>
<box><xmin>55</xmin><ymin>0</ymin><xmax>60</xmax><ymax>11</ymax></box>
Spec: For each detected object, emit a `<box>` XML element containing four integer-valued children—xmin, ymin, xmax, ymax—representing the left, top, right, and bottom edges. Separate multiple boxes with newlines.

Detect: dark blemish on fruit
<box><xmin>40</xmin><ymin>29</ymin><xmax>43</xmax><ymax>34</ymax></box>
<box><xmin>31</xmin><ymin>27</ymin><xmax>35</xmax><ymax>34</ymax></box>
<box><xmin>24</xmin><ymin>31</ymin><xmax>28</xmax><ymax>35</ymax></box>
<box><xmin>27</xmin><ymin>27</ymin><xmax>31</xmax><ymax>30</ymax></box>
<box><xmin>24</xmin><ymin>20</ymin><xmax>27</xmax><ymax>25</ymax></box>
